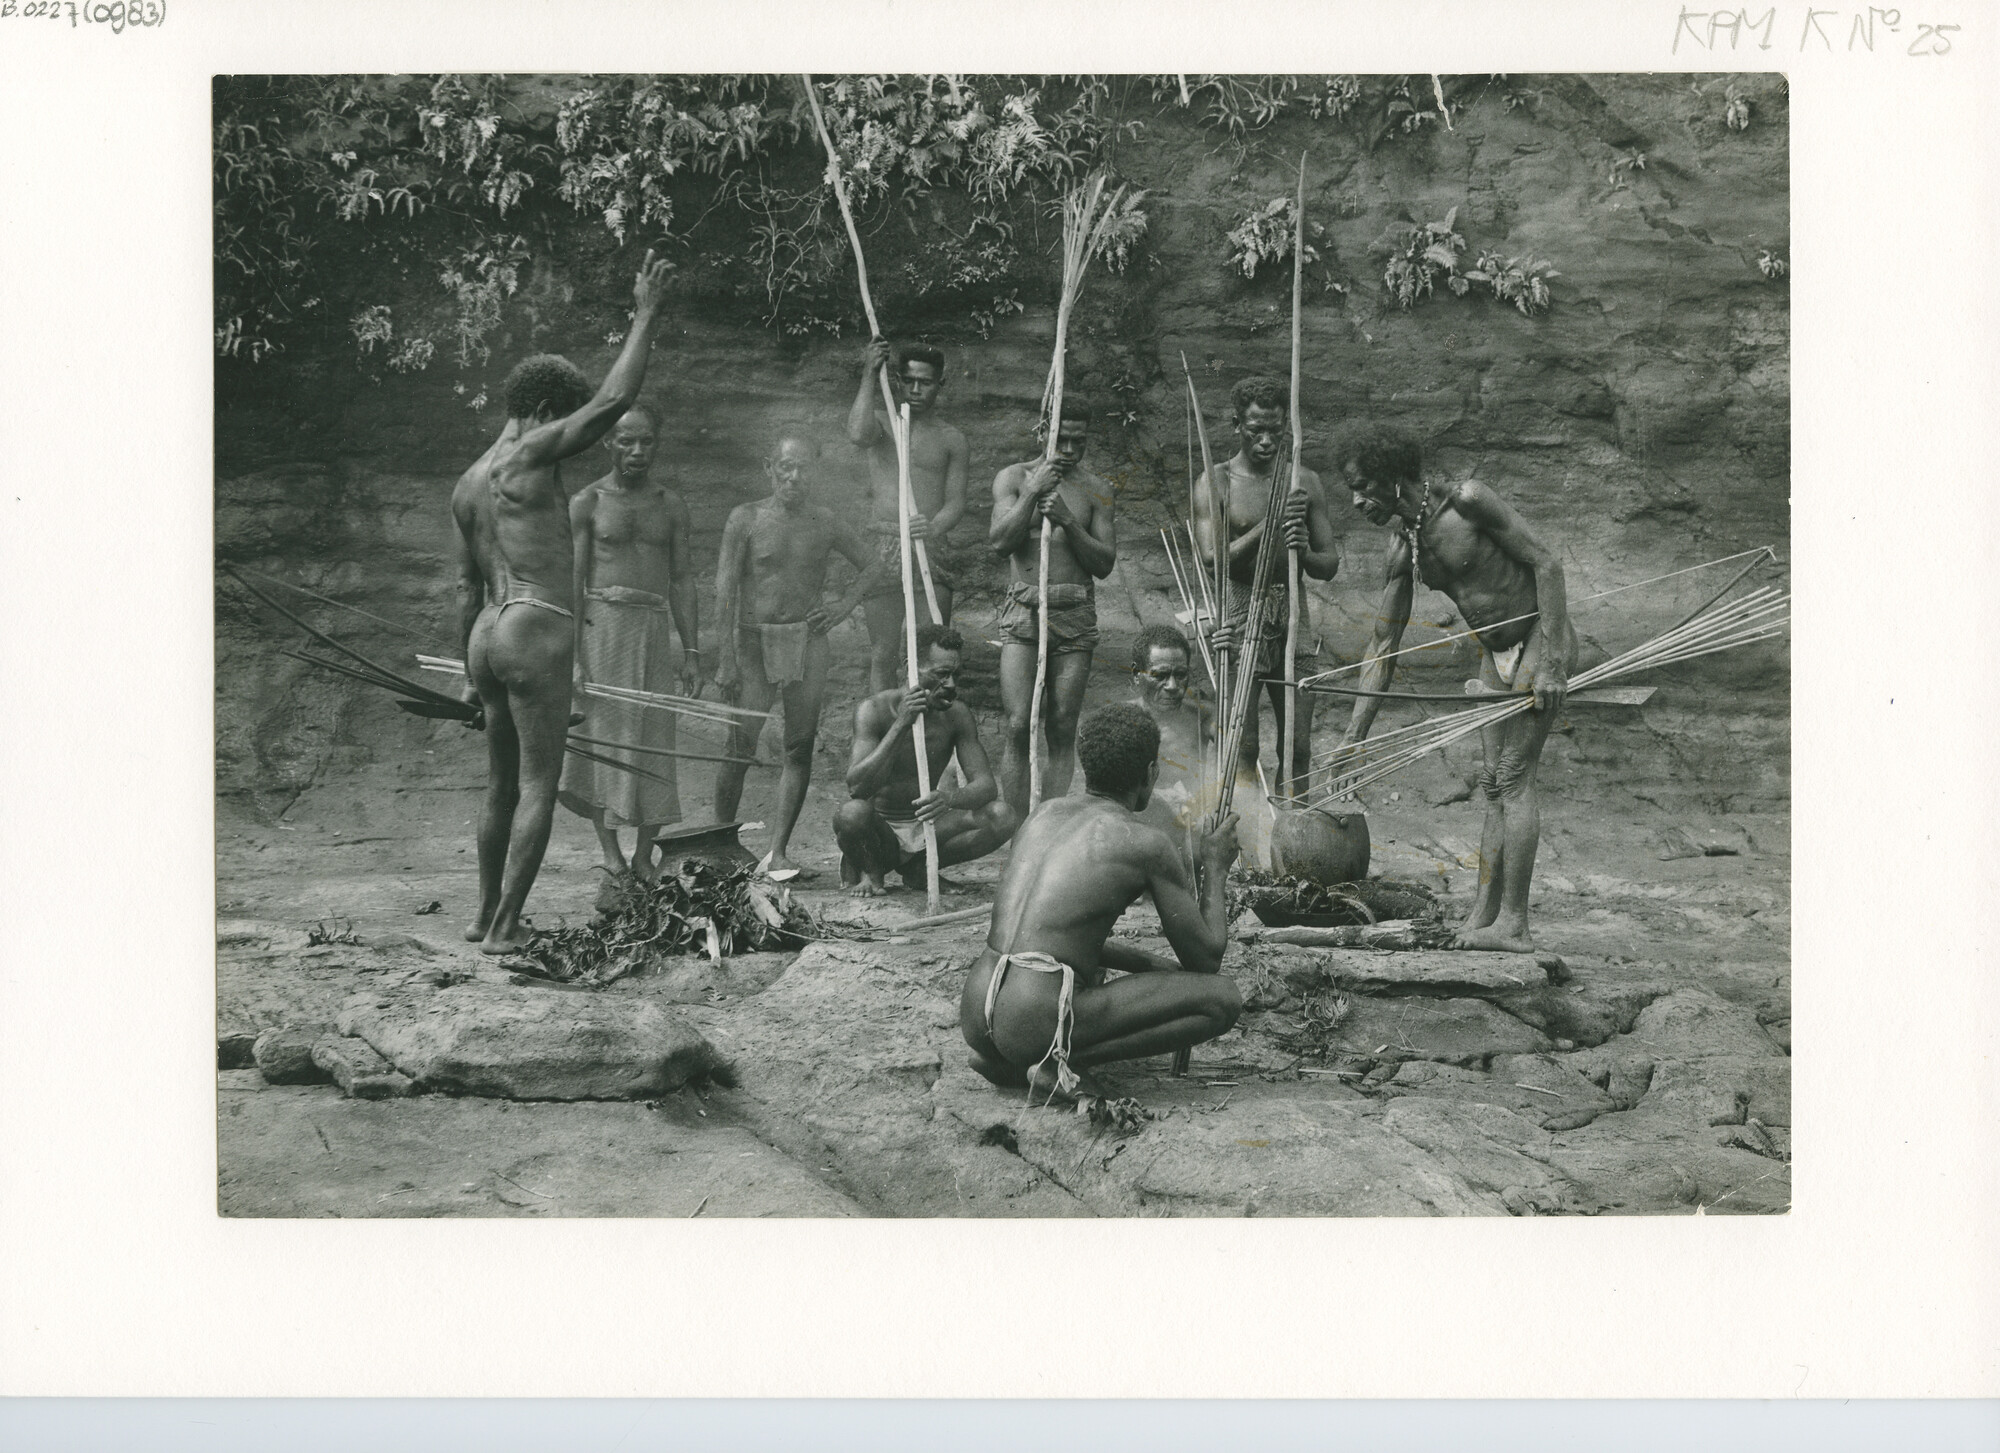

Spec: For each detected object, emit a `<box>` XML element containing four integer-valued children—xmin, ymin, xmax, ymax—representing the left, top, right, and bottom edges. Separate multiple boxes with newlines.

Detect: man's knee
<box><xmin>833</xmin><ymin>797</ymin><xmax>877</xmax><ymax>840</ymax></box>
<box><xmin>1004</xmin><ymin>709</ymin><xmax>1033</xmax><ymax>745</ymax></box>
<box><xmin>782</xmin><ymin>734</ymin><xmax>817</xmax><ymax>768</ymax></box>
<box><xmin>1476</xmin><ymin>766</ymin><xmax>1502</xmax><ymax>803</ymax></box>
<box><xmin>1492</xmin><ymin>749</ymin><xmax>1536</xmax><ymax>800</ymax></box>
<box><xmin>986</xmin><ymin>798</ymin><xmax>1022</xmax><ymax>842</ymax></box>
<box><xmin>1207</xmin><ymin>977</ymin><xmax>1243</xmax><ymax>1033</ymax></box>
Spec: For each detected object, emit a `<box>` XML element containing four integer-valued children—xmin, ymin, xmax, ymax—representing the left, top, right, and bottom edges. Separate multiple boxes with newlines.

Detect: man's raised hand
<box><xmin>893</xmin><ymin>683</ymin><xmax>933</xmax><ymax>730</ymax></box>
<box><xmin>865</xmin><ymin>336</ymin><xmax>895</xmax><ymax>377</ymax></box>
<box><xmin>632</xmin><ymin>249</ymin><xmax>672</xmax><ymax>318</ymax></box>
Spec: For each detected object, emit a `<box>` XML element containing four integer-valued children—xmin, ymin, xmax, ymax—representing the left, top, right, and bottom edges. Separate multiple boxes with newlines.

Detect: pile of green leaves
<box><xmin>516</xmin><ymin>858</ymin><xmax>814</xmax><ymax>987</ymax></box>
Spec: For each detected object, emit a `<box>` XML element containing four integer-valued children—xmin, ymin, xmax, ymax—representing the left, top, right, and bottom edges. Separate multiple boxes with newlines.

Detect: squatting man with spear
<box><xmin>449</xmin><ymin>251</ymin><xmax>673</xmax><ymax>954</ymax></box>
<box><xmin>1328</xmin><ymin>423</ymin><xmax>1574</xmax><ymax>953</ymax></box>
<box><xmin>836</xmin><ymin>625</ymin><xmax>1017</xmax><ymax>898</ymax></box>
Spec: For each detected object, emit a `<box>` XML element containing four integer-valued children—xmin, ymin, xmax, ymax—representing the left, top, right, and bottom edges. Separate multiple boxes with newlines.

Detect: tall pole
<box><xmin>799</xmin><ymin>77</ymin><xmax>942</xmax><ymax>624</ymax></box>
<box><xmin>896</xmin><ymin>402</ymin><xmax>942</xmax><ymax>913</ymax></box>
<box><xmin>1283</xmin><ymin>153</ymin><xmax>1307</xmax><ymax>800</ymax></box>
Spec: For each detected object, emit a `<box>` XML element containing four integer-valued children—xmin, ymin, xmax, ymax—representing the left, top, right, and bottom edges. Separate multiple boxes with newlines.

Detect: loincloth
<box><xmin>881</xmin><ymin>814</ymin><xmax>930</xmax><ymax>858</ymax></box>
<box><xmin>755</xmin><ymin>620</ymin><xmax>812</xmax><ymax>686</ymax></box>
<box><xmin>981</xmin><ymin>950</ymin><xmax>1080</xmax><ymax>1101</ymax></box>
<box><xmin>1490</xmin><ymin>641</ymin><xmax>1527</xmax><ymax>688</ymax></box>
<box><xmin>862</xmin><ymin>526</ymin><xmax>955</xmax><ymax>601</ymax></box>
<box><xmin>559</xmin><ymin>584</ymin><xmax>679</xmax><ymax>828</ymax></box>
<box><xmin>492</xmin><ymin>585</ymin><xmax>573</xmax><ymax>621</ymax></box>
<box><xmin>998</xmin><ymin>580</ymin><xmax>1099</xmax><ymax>655</ymax></box>
<box><xmin>1226</xmin><ymin>585</ymin><xmax>1320</xmax><ymax>679</ymax></box>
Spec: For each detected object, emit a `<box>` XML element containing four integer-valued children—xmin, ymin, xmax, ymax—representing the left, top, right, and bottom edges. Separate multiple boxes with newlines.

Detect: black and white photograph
<box><xmin>211</xmin><ymin>70</ymin><xmax>1793</xmax><ymax>1219</ymax></box>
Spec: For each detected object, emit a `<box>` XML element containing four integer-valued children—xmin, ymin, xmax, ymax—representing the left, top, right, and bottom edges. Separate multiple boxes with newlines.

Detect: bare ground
<box><xmin>217</xmin><ymin>729</ymin><xmax>1790</xmax><ymax>1218</ymax></box>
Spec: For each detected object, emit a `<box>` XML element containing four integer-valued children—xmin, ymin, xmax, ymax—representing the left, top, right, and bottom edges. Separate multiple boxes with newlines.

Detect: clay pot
<box><xmin>1268</xmin><ymin>802</ymin><xmax>1370</xmax><ymax>885</ymax></box>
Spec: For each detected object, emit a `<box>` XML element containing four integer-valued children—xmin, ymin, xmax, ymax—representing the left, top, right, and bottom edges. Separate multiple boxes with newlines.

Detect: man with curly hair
<box><xmin>959</xmin><ymin>703</ymin><xmax>1241</xmax><ymax>1105</ymax></box>
<box><xmin>1194</xmin><ymin>374</ymin><xmax>1342</xmax><ymax>798</ymax></box>
<box><xmin>847</xmin><ymin>338</ymin><xmax>970</xmax><ymax>690</ymax></box>
<box><xmin>449</xmin><ymin>251</ymin><xmax>672</xmax><ymax>953</ymax></box>
<box><xmin>1329</xmin><ymin>422</ymin><xmax>1575</xmax><ymax>953</ymax></box>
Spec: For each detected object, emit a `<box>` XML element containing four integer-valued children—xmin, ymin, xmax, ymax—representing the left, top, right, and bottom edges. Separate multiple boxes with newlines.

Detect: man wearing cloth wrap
<box><xmin>713</xmin><ymin>434</ymin><xmax>875</xmax><ymax>880</ymax></box>
<box><xmin>959</xmin><ymin>704</ymin><xmax>1242</xmax><ymax>1105</ymax></box>
<box><xmin>560</xmin><ymin>402</ymin><xmax>702</xmax><ymax>882</ymax></box>
<box><xmin>1195</xmin><ymin>374</ymin><xmax>1342</xmax><ymax>798</ymax></box>
<box><xmin>989</xmin><ymin>398</ymin><xmax>1117</xmax><ymax>819</ymax></box>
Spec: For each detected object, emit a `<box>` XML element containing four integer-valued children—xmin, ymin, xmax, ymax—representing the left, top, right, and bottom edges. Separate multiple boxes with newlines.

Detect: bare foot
<box><xmin>969</xmin><ymin>1051</ymin><xmax>1028</xmax><ymax>1088</ymax></box>
<box><xmin>463</xmin><ymin>909</ymin><xmax>495</xmax><ymax>943</ymax></box>
<box><xmin>1026</xmin><ymin>1060</ymin><xmax>1112</xmax><ymax>1106</ymax></box>
<box><xmin>1453</xmin><ymin>920</ymin><xmax>1536</xmax><ymax>953</ymax></box>
<box><xmin>846</xmin><ymin>873</ymin><xmax>893</xmax><ymax>899</ymax></box>
<box><xmin>762</xmin><ymin>853</ymin><xmax>819</xmax><ymax>882</ymax></box>
<box><xmin>896</xmin><ymin>860</ymin><xmax>966</xmax><ymax>892</ymax></box>
<box><xmin>479</xmin><ymin>930</ymin><xmax>534</xmax><ymax>956</ymax></box>
<box><xmin>839</xmin><ymin>853</ymin><xmax>860</xmax><ymax>889</ymax></box>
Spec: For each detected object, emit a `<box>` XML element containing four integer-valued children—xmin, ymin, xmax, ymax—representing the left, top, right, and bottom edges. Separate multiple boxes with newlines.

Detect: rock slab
<box><xmin>312</xmin><ymin>1035</ymin><xmax>415</xmax><ymax>1099</ymax></box>
<box><xmin>252</xmin><ymin>1026</ymin><xmax>331</xmax><ymax>1085</ymax></box>
<box><xmin>338</xmin><ymin>984</ymin><xmax>731</xmax><ymax>1101</ymax></box>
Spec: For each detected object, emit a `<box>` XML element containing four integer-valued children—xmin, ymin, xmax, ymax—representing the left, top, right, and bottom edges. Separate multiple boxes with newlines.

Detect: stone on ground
<box><xmin>337</xmin><ymin>983</ymin><xmax>731</xmax><ymax>1100</ymax></box>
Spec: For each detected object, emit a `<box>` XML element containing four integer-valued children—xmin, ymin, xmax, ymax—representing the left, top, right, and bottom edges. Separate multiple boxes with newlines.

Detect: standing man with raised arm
<box><xmin>1193</xmin><ymin>375</ymin><xmax>1341</xmax><ymax>797</ymax></box>
<box><xmin>1330</xmin><ymin>423</ymin><xmax>1574</xmax><ymax>952</ymax></box>
<box><xmin>712</xmin><ymin>435</ymin><xmax>876</xmax><ymax>881</ymax></box>
<box><xmin>558</xmin><ymin>402</ymin><xmax>702</xmax><ymax>885</ymax></box>
<box><xmin>846</xmin><ymin>339</ymin><xmax>970</xmax><ymax>690</ymax></box>
<box><xmin>989</xmin><ymin>398</ymin><xmax>1118</xmax><ymax>819</ymax></box>
<box><xmin>450</xmin><ymin>252</ymin><xmax>673</xmax><ymax>953</ymax></box>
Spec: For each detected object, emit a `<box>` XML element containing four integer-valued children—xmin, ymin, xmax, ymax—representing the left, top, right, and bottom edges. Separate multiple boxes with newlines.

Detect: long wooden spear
<box><xmin>801</xmin><ymin>75</ymin><xmax>942</xmax><ymax>910</ymax></box>
<box><xmin>1283</xmin><ymin>153</ymin><xmax>1308</xmax><ymax>798</ymax></box>
<box><xmin>798</xmin><ymin>76</ymin><xmax>942</xmax><ymax>624</ymax></box>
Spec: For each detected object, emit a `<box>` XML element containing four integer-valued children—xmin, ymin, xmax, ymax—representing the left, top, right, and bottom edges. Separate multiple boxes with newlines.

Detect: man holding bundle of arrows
<box><xmin>1196</xmin><ymin>375</ymin><xmax>1342</xmax><ymax>798</ymax></box>
<box><xmin>1329</xmin><ymin>423</ymin><xmax>1574</xmax><ymax>953</ymax></box>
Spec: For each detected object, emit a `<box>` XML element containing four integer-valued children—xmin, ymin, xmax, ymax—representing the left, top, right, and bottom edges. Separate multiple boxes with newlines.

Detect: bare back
<box><xmin>455</xmin><ymin>424</ymin><xmax>575</xmax><ymax>607</ymax></box>
<box><xmin>986</xmin><ymin>796</ymin><xmax>1179</xmax><ymax>985</ymax></box>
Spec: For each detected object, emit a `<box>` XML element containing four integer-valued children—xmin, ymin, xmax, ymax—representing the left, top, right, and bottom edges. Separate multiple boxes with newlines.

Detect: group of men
<box><xmin>451</xmin><ymin>255</ymin><xmax>1574</xmax><ymax>1098</ymax></box>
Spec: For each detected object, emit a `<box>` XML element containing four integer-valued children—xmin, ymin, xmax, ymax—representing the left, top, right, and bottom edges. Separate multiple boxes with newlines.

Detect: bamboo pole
<box><xmin>798</xmin><ymin>77</ymin><xmax>941</xmax><ymax>624</ymax></box>
<box><xmin>897</xmin><ymin>400</ymin><xmax>943</xmax><ymax>914</ymax></box>
<box><xmin>1283</xmin><ymin>153</ymin><xmax>1308</xmax><ymax>800</ymax></box>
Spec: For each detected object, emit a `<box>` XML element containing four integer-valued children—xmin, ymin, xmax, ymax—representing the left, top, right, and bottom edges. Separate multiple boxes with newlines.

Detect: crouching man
<box><xmin>959</xmin><ymin>702</ymin><xmax>1242</xmax><ymax>1104</ymax></box>
<box><xmin>836</xmin><ymin>625</ymin><xmax>1018</xmax><ymax>897</ymax></box>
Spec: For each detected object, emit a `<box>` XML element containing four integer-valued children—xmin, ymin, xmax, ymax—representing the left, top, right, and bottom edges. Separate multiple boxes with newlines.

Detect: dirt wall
<box><xmin>216</xmin><ymin>74</ymin><xmax>1789</xmax><ymax>820</ymax></box>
